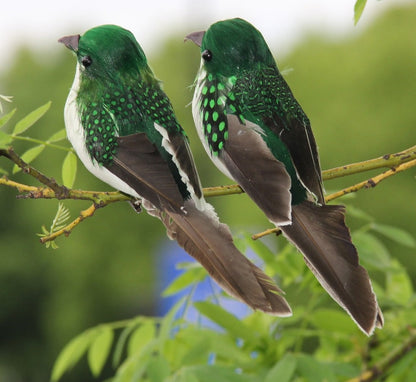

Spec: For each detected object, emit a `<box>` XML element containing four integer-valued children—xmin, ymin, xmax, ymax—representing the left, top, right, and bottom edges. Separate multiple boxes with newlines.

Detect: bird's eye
<box><xmin>202</xmin><ymin>49</ymin><xmax>213</xmax><ymax>62</ymax></box>
<box><xmin>81</xmin><ymin>56</ymin><xmax>92</xmax><ymax>68</ymax></box>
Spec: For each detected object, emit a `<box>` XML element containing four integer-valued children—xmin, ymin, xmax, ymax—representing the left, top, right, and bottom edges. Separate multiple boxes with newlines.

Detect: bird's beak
<box><xmin>184</xmin><ymin>31</ymin><xmax>205</xmax><ymax>47</ymax></box>
<box><xmin>58</xmin><ymin>34</ymin><xmax>80</xmax><ymax>52</ymax></box>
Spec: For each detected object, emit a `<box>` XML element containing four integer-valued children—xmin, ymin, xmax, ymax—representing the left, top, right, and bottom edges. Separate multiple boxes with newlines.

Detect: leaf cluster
<box><xmin>0</xmin><ymin>100</ymin><xmax>77</xmax><ymax>187</ymax></box>
<box><xmin>50</xmin><ymin>208</ymin><xmax>416</xmax><ymax>381</ymax></box>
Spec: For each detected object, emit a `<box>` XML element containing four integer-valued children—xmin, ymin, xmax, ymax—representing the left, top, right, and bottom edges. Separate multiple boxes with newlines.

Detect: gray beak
<box><xmin>58</xmin><ymin>34</ymin><xmax>80</xmax><ymax>51</ymax></box>
<box><xmin>184</xmin><ymin>31</ymin><xmax>205</xmax><ymax>47</ymax></box>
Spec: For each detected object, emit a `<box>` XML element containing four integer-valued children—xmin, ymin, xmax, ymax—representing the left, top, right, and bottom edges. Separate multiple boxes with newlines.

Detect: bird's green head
<box><xmin>59</xmin><ymin>25</ymin><xmax>151</xmax><ymax>82</ymax></box>
<box><xmin>187</xmin><ymin>18</ymin><xmax>276</xmax><ymax>77</ymax></box>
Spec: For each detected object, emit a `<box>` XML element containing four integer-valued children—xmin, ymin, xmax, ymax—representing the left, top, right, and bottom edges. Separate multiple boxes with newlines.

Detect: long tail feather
<box><xmin>144</xmin><ymin>199</ymin><xmax>292</xmax><ymax>316</ymax></box>
<box><xmin>280</xmin><ymin>201</ymin><xmax>383</xmax><ymax>335</ymax></box>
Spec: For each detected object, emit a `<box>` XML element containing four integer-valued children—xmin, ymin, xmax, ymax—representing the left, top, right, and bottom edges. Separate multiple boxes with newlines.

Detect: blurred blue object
<box><xmin>155</xmin><ymin>241</ymin><xmax>252</xmax><ymax>326</ymax></box>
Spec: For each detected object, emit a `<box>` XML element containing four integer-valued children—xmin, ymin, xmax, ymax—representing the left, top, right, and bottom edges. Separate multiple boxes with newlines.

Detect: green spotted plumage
<box><xmin>60</xmin><ymin>24</ymin><xmax>292</xmax><ymax>316</ymax></box>
<box><xmin>188</xmin><ymin>18</ymin><xmax>383</xmax><ymax>335</ymax></box>
<box><xmin>197</xmin><ymin>65</ymin><xmax>308</xmax><ymax>203</ymax></box>
<box><xmin>71</xmin><ymin>26</ymin><xmax>191</xmax><ymax>199</ymax></box>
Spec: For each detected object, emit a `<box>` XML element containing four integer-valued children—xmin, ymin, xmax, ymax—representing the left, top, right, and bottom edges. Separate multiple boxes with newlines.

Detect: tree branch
<box><xmin>325</xmin><ymin>158</ymin><xmax>416</xmax><ymax>202</ymax></box>
<box><xmin>346</xmin><ymin>328</ymin><xmax>416</xmax><ymax>382</ymax></box>
<box><xmin>252</xmin><ymin>158</ymin><xmax>416</xmax><ymax>240</ymax></box>
<box><xmin>323</xmin><ymin>145</ymin><xmax>416</xmax><ymax>180</ymax></box>
<box><xmin>1</xmin><ymin>147</ymin><xmax>66</xmax><ymax>196</ymax></box>
<box><xmin>39</xmin><ymin>203</ymin><xmax>98</xmax><ymax>243</ymax></box>
<box><xmin>203</xmin><ymin>144</ymin><xmax>416</xmax><ymax>198</ymax></box>
<box><xmin>1</xmin><ymin>144</ymin><xmax>416</xmax><ymax>244</ymax></box>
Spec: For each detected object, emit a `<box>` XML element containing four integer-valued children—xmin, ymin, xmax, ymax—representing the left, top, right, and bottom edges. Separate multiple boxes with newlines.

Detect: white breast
<box><xmin>191</xmin><ymin>63</ymin><xmax>236</xmax><ymax>181</ymax></box>
<box><xmin>63</xmin><ymin>64</ymin><xmax>140</xmax><ymax>198</ymax></box>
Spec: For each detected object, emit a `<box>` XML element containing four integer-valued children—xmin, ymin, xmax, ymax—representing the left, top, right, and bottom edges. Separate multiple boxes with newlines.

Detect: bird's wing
<box><xmin>106</xmin><ymin>132</ymin><xmax>185</xmax><ymax>211</ymax></box>
<box><xmin>219</xmin><ymin>114</ymin><xmax>293</xmax><ymax>225</ymax></box>
<box><xmin>154</xmin><ymin>125</ymin><xmax>203</xmax><ymax>201</ymax></box>
<box><xmin>148</xmin><ymin>198</ymin><xmax>292</xmax><ymax>316</ymax></box>
<box><xmin>233</xmin><ymin>67</ymin><xmax>324</xmax><ymax>204</ymax></box>
<box><xmin>263</xmin><ymin>112</ymin><xmax>324</xmax><ymax>204</ymax></box>
<box><xmin>281</xmin><ymin>201</ymin><xmax>383</xmax><ymax>335</ymax></box>
<box><xmin>113</xmin><ymin>85</ymin><xmax>203</xmax><ymax>203</ymax></box>
<box><xmin>107</xmin><ymin>133</ymin><xmax>293</xmax><ymax>317</ymax></box>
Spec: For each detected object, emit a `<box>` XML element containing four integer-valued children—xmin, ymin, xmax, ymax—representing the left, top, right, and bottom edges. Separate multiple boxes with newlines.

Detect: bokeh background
<box><xmin>1</xmin><ymin>1</ymin><xmax>415</xmax><ymax>381</ymax></box>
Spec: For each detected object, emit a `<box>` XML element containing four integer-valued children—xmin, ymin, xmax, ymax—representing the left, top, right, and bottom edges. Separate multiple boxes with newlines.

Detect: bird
<box><xmin>58</xmin><ymin>24</ymin><xmax>292</xmax><ymax>316</ymax></box>
<box><xmin>186</xmin><ymin>18</ymin><xmax>383</xmax><ymax>335</ymax></box>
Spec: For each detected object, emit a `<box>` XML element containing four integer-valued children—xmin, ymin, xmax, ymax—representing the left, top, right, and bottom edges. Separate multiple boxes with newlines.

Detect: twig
<box><xmin>346</xmin><ymin>328</ymin><xmax>416</xmax><ymax>382</ymax></box>
<box><xmin>203</xmin><ymin>184</ymin><xmax>243</xmax><ymax>197</ymax></box>
<box><xmin>0</xmin><ymin>177</ymin><xmax>131</xmax><ymax>204</ymax></box>
<box><xmin>39</xmin><ymin>204</ymin><xmax>98</xmax><ymax>243</ymax></box>
<box><xmin>325</xmin><ymin>159</ymin><xmax>416</xmax><ymax>202</ymax></box>
<box><xmin>251</xmin><ymin>158</ymin><xmax>416</xmax><ymax>240</ymax></box>
<box><xmin>1</xmin><ymin>144</ymin><xmax>416</xmax><ymax>244</ymax></box>
<box><xmin>1</xmin><ymin>147</ymin><xmax>66</xmax><ymax>196</ymax></box>
<box><xmin>252</xmin><ymin>228</ymin><xmax>281</xmax><ymax>240</ymax></box>
<box><xmin>204</xmin><ymin>144</ymin><xmax>416</xmax><ymax>199</ymax></box>
<box><xmin>323</xmin><ymin>145</ymin><xmax>416</xmax><ymax>180</ymax></box>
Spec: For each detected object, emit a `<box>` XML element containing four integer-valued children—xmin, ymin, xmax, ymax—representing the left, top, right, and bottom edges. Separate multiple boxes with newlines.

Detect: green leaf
<box><xmin>193</xmin><ymin>301</ymin><xmax>257</xmax><ymax>344</ymax></box>
<box><xmin>371</xmin><ymin>223</ymin><xmax>416</xmax><ymax>248</ymax></box>
<box><xmin>51</xmin><ymin>329</ymin><xmax>95</xmax><ymax>381</ymax></box>
<box><xmin>114</xmin><ymin>353</ymin><xmax>149</xmax><ymax>382</ymax></box>
<box><xmin>203</xmin><ymin>331</ymin><xmax>251</xmax><ymax>364</ymax></box>
<box><xmin>354</xmin><ymin>0</ymin><xmax>368</xmax><ymax>25</ymax></box>
<box><xmin>113</xmin><ymin>319</ymin><xmax>141</xmax><ymax>368</ymax></box>
<box><xmin>328</xmin><ymin>362</ymin><xmax>359</xmax><ymax>379</ymax></box>
<box><xmin>147</xmin><ymin>355</ymin><xmax>170</xmax><ymax>382</ymax></box>
<box><xmin>265</xmin><ymin>354</ymin><xmax>296</xmax><ymax>382</ymax></box>
<box><xmin>346</xmin><ymin>205</ymin><xmax>374</xmax><ymax>222</ymax></box>
<box><xmin>387</xmin><ymin>348</ymin><xmax>416</xmax><ymax>380</ymax></box>
<box><xmin>162</xmin><ymin>266</ymin><xmax>207</xmax><ymax>296</ymax></box>
<box><xmin>174</xmin><ymin>370</ymin><xmax>200</xmax><ymax>382</ymax></box>
<box><xmin>352</xmin><ymin>231</ymin><xmax>391</xmax><ymax>270</ymax></box>
<box><xmin>0</xmin><ymin>108</ymin><xmax>17</xmax><ymax>129</ymax></box>
<box><xmin>50</xmin><ymin>203</ymin><xmax>71</xmax><ymax>232</ymax></box>
<box><xmin>12</xmin><ymin>144</ymin><xmax>45</xmax><ymax>174</ymax></box>
<box><xmin>159</xmin><ymin>296</ymin><xmax>186</xmax><ymax>343</ymax></box>
<box><xmin>37</xmin><ymin>203</ymin><xmax>71</xmax><ymax>249</ymax></box>
<box><xmin>308</xmin><ymin>308</ymin><xmax>357</xmax><ymax>333</ymax></box>
<box><xmin>296</xmin><ymin>354</ymin><xmax>336</xmax><ymax>382</ymax></box>
<box><xmin>0</xmin><ymin>166</ymin><xmax>8</xmax><ymax>175</ymax></box>
<box><xmin>128</xmin><ymin>321</ymin><xmax>156</xmax><ymax>356</ymax></box>
<box><xmin>88</xmin><ymin>326</ymin><xmax>114</xmax><ymax>377</ymax></box>
<box><xmin>188</xmin><ymin>365</ymin><xmax>256</xmax><ymax>382</ymax></box>
<box><xmin>0</xmin><ymin>130</ymin><xmax>13</xmax><ymax>148</ymax></box>
<box><xmin>13</xmin><ymin>101</ymin><xmax>51</xmax><ymax>135</ymax></box>
<box><xmin>48</xmin><ymin>128</ymin><xmax>67</xmax><ymax>143</ymax></box>
<box><xmin>386</xmin><ymin>259</ymin><xmax>414</xmax><ymax>305</ymax></box>
<box><xmin>62</xmin><ymin>151</ymin><xmax>77</xmax><ymax>188</ymax></box>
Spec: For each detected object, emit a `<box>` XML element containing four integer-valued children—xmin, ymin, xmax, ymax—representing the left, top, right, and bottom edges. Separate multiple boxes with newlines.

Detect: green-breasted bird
<box><xmin>58</xmin><ymin>24</ymin><xmax>292</xmax><ymax>315</ymax></box>
<box><xmin>187</xmin><ymin>18</ymin><xmax>383</xmax><ymax>335</ymax></box>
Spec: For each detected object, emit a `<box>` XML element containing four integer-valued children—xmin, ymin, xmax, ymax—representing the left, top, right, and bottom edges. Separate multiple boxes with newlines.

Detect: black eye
<box><xmin>81</xmin><ymin>56</ymin><xmax>92</xmax><ymax>67</ymax></box>
<box><xmin>202</xmin><ymin>49</ymin><xmax>212</xmax><ymax>61</ymax></box>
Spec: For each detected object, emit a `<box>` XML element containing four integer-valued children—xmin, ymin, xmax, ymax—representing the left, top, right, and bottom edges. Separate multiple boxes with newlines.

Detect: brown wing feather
<box><xmin>220</xmin><ymin>114</ymin><xmax>292</xmax><ymax>225</ymax></box>
<box><xmin>107</xmin><ymin>132</ymin><xmax>291</xmax><ymax>315</ymax></box>
<box><xmin>167</xmin><ymin>131</ymin><xmax>202</xmax><ymax>199</ymax></box>
<box><xmin>280</xmin><ymin>201</ymin><xmax>383</xmax><ymax>334</ymax></box>
<box><xmin>151</xmin><ymin>199</ymin><xmax>292</xmax><ymax>316</ymax></box>
<box><xmin>106</xmin><ymin>133</ymin><xmax>184</xmax><ymax>211</ymax></box>
<box><xmin>264</xmin><ymin>114</ymin><xmax>324</xmax><ymax>204</ymax></box>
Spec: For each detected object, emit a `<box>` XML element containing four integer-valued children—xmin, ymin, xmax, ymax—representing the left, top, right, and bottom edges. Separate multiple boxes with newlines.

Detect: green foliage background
<box><xmin>0</xmin><ymin>4</ymin><xmax>415</xmax><ymax>381</ymax></box>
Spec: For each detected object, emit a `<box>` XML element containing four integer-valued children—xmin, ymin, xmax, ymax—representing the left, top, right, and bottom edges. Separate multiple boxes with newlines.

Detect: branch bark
<box><xmin>1</xmin><ymin>144</ymin><xmax>416</xmax><ymax>243</ymax></box>
<box><xmin>252</xmin><ymin>157</ymin><xmax>416</xmax><ymax>240</ymax></box>
<box><xmin>346</xmin><ymin>329</ymin><xmax>416</xmax><ymax>382</ymax></box>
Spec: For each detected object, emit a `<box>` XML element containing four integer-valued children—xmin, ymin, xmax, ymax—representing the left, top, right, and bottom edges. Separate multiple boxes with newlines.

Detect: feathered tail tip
<box><xmin>143</xmin><ymin>199</ymin><xmax>292</xmax><ymax>316</ymax></box>
<box><xmin>281</xmin><ymin>201</ymin><xmax>383</xmax><ymax>335</ymax></box>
